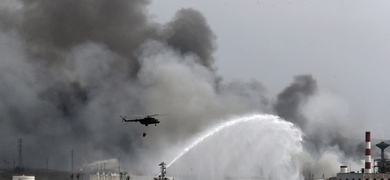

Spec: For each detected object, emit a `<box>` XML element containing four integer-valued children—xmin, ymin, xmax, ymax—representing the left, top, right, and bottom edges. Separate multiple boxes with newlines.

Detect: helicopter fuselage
<box><xmin>139</xmin><ymin>117</ymin><xmax>160</xmax><ymax>126</ymax></box>
<box><xmin>122</xmin><ymin>116</ymin><xmax>160</xmax><ymax>126</ymax></box>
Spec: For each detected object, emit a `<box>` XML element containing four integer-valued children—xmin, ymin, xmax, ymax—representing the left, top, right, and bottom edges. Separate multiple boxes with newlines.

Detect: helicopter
<box><xmin>120</xmin><ymin>114</ymin><xmax>166</xmax><ymax>126</ymax></box>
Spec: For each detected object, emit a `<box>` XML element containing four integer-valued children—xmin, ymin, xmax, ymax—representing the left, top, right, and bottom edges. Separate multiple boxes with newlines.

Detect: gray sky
<box><xmin>148</xmin><ymin>0</ymin><xmax>390</xmax><ymax>137</ymax></box>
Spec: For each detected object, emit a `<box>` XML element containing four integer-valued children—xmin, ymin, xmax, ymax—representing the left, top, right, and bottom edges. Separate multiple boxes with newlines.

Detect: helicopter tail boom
<box><xmin>120</xmin><ymin>116</ymin><xmax>140</xmax><ymax>122</ymax></box>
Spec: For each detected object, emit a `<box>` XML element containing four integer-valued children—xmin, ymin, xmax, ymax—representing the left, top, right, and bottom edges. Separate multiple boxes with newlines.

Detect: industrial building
<box><xmin>334</xmin><ymin>132</ymin><xmax>390</xmax><ymax>180</ymax></box>
<box><xmin>4</xmin><ymin>131</ymin><xmax>390</xmax><ymax>180</ymax></box>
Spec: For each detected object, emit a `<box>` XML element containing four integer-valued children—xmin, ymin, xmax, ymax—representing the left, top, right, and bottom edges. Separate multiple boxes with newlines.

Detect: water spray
<box><xmin>166</xmin><ymin>113</ymin><xmax>292</xmax><ymax>168</ymax></box>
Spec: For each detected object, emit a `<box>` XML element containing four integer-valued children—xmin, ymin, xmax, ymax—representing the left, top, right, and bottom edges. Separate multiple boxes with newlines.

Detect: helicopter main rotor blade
<box><xmin>149</xmin><ymin>114</ymin><xmax>169</xmax><ymax>117</ymax></box>
<box><xmin>123</xmin><ymin>114</ymin><xmax>170</xmax><ymax>117</ymax></box>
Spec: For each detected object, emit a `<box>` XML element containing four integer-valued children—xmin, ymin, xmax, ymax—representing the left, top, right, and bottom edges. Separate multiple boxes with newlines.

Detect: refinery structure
<box><xmin>331</xmin><ymin>131</ymin><xmax>390</xmax><ymax>180</ymax></box>
<box><xmin>2</xmin><ymin>131</ymin><xmax>390</xmax><ymax>180</ymax></box>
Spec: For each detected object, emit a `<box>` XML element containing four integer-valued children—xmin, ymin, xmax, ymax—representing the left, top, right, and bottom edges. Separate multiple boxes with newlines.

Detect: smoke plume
<box><xmin>274</xmin><ymin>75</ymin><xmax>365</xmax><ymax>176</ymax></box>
<box><xmin>274</xmin><ymin>75</ymin><xmax>317</xmax><ymax>129</ymax></box>
<box><xmin>0</xmin><ymin>0</ymin><xmax>270</xmax><ymax>173</ymax></box>
<box><xmin>0</xmin><ymin>0</ymin><xmax>367</xmax><ymax>178</ymax></box>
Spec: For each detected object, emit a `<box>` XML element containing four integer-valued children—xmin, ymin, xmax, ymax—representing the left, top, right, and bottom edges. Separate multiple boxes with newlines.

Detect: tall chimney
<box><xmin>365</xmin><ymin>131</ymin><xmax>372</xmax><ymax>173</ymax></box>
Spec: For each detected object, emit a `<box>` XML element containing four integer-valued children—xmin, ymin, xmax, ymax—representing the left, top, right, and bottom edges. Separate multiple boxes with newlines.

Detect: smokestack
<box><xmin>365</xmin><ymin>131</ymin><xmax>372</xmax><ymax>173</ymax></box>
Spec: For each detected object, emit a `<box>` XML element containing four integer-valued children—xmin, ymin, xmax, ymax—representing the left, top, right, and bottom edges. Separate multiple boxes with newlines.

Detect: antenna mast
<box><xmin>71</xmin><ymin>149</ymin><xmax>74</xmax><ymax>173</ymax></box>
<box><xmin>18</xmin><ymin>138</ymin><xmax>22</xmax><ymax>168</ymax></box>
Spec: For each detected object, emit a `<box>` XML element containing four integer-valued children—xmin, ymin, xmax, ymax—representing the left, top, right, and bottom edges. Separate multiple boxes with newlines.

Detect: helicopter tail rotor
<box><xmin>120</xmin><ymin>116</ymin><xmax>127</xmax><ymax>122</ymax></box>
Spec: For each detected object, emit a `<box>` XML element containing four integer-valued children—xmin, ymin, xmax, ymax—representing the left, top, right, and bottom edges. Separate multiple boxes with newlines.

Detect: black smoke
<box><xmin>0</xmin><ymin>0</ymin><xmax>269</xmax><ymax>173</ymax></box>
<box><xmin>274</xmin><ymin>75</ymin><xmax>317</xmax><ymax>129</ymax></box>
<box><xmin>164</xmin><ymin>9</ymin><xmax>217</xmax><ymax>70</ymax></box>
<box><xmin>0</xmin><ymin>0</ymin><xmax>365</xmax><ymax>177</ymax></box>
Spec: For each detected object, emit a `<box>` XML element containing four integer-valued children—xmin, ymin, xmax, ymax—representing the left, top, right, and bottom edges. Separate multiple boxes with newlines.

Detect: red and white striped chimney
<box><xmin>365</xmin><ymin>131</ymin><xmax>371</xmax><ymax>173</ymax></box>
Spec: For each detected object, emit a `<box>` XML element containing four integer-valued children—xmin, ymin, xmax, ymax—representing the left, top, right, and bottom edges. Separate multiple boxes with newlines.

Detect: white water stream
<box><xmin>166</xmin><ymin>114</ymin><xmax>303</xmax><ymax>180</ymax></box>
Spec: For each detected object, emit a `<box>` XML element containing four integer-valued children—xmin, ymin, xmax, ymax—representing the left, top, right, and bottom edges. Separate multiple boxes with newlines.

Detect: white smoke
<box><xmin>299</xmin><ymin>90</ymin><xmax>365</xmax><ymax>175</ymax></box>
